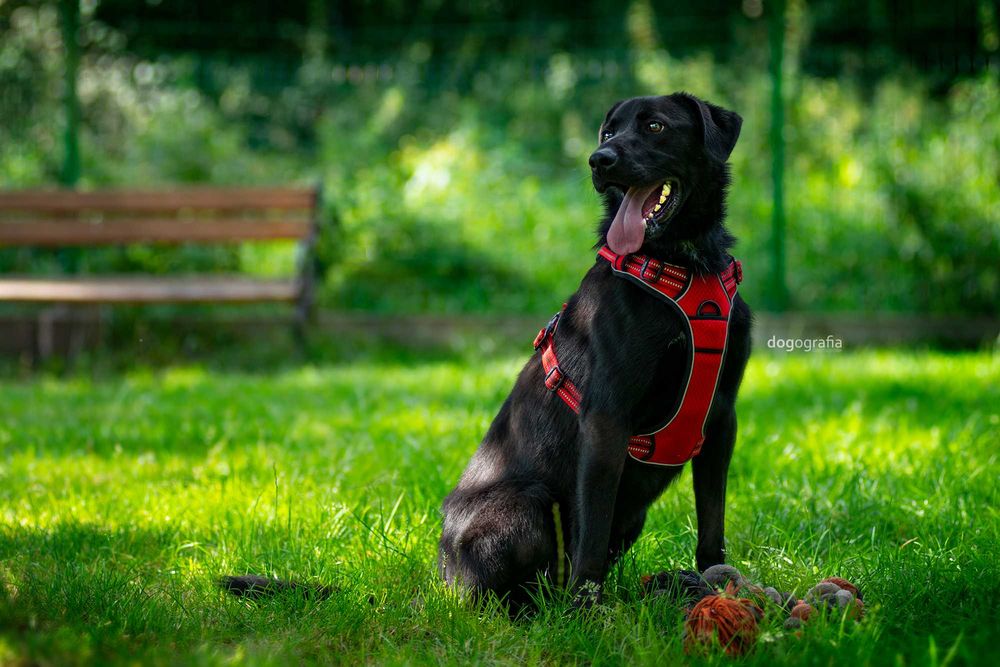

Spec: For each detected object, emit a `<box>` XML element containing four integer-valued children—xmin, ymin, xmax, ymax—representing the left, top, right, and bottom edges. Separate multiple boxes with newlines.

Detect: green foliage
<box><xmin>0</xmin><ymin>350</ymin><xmax>998</xmax><ymax>665</ymax></box>
<box><xmin>1</xmin><ymin>4</ymin><xmax>997</xmax><ymax>314</ymax></box>
<box><xmin>777</xmin><ymin>74</ymin><xmax>1000</xmax><ymax>313</ymax></box>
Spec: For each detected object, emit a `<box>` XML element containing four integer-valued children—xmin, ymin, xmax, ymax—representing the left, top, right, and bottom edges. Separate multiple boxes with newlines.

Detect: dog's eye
<box><xmin>600</xmin><ymin>130</ymin><xmax>614</xmax><ymax>142</ymax></box>
<box><xmin>647</xmin><ymin>121</ymin><xmax>664</xmax><ymax>133</ymax></box>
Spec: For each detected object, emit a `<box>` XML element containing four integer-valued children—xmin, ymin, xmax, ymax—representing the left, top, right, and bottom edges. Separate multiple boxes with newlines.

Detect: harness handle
<box><xmin>697</xmin><ymin>300</ymin><xmax>722</xmax><ymax>317</ymax></box>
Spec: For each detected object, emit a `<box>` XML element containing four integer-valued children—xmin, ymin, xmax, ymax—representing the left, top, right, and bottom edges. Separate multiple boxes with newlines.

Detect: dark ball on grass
<box><xmin>833</xmin><ymin>589</ymin><xmax>855</xmax><ymax>609</ymax></box>
<box><xmin>762</xmin><ymin>586</ymin><xmax>783</xmax><ymax>606</ymax></box>
<box><xmin>783</xmin><ymin>616</ymin><xmax>803</xmax><ymax>630</ymax></box>
<box><xmin>642</xmin><ymin>569</ymin><xmax>713</xmax><ymax>604</ymax></box>
<box><xmin>777</xmin><ymin>591</ymin><xmax>799</xmax><ymax>612</ymax></box>
<box><xmin>804</xmin><ymin>582</ymin><xmax>842</xmax><ymax>605</ymax></box>
<box><xmin>701</xmin><ymin>564</ymin><xmax>750</xmax><ymax>590</ymax></box>
<box><xmin>761</xmin><ymin>587</ymin><xmax>799</xmax><ymax>614</ymax></box>
<box><xmin>821</xmin><ymin>576</ymin><xmax>862</xmax><ymax>601</ymax></box>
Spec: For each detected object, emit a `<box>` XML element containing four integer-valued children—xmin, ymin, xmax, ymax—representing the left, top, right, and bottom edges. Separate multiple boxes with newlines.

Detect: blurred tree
<box><xmin>84</xmin><ymin>0</ymin><xmax>995</xmax><ymax>83</ymax></box>
<box><xmin>1</xmin><ymin>0</ymin><xmax>996</xmax><ymax>316</ymax></box>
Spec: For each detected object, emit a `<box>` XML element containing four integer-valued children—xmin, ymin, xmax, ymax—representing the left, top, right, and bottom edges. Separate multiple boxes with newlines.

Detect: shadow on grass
<box><xmin>0</xmin><ymin>520</ymin><xmax>480</xmax><ymax>666</ymax></box>
<box><xmin>0</xmin><ymin>522</ymin><xmax>200</xmax><ymax>662</ymax></box>
<box><xmin>2</xmin><ymin>515</ymin><xmax>999</xmax><ymax>666</ymax></box>
<box><xmin>0</xmin><ymin>521</ymin><xmax>368</xmax><ymax>664</ymax></box>
<box><xmin>1</xmin><ymin>312</ymin><xmax>541</xmax><ymax>379</ymax></box>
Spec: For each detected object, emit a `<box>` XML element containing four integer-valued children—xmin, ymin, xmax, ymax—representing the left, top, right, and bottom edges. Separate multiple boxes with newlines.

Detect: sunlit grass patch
<box><xmin>0</xmin><ymin>349</ymin><xmax>997</xmax><ymax>665</ymax></box>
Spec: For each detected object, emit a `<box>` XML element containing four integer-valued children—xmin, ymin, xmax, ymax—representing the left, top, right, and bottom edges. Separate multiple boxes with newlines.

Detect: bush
<box><xmin>1</xmin><ymin>5</ymin><xmax>996</xmax><ymax>315</ymax></box>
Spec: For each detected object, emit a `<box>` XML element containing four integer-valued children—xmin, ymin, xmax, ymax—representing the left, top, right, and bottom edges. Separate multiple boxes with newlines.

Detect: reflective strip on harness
<box><xmin>535</xmin><ymin>247</ymin><xmax>742</xmax><ymax>467</ymax></box>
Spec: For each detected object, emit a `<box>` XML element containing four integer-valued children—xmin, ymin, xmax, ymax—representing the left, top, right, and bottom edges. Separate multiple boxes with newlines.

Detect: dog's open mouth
<box><xmin>606</xmin><ymin>180</ymin><xmax>681</xmax><ymax>255</ymax></box>
<box><xmin>639</xmin><ymin>181</ymin><xmax>680</xmax><ymax>229</ymax></box>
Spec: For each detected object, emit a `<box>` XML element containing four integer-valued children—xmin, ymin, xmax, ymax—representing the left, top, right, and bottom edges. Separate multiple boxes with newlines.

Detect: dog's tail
<box><xmin>218</xmin><ymin>574</ymin><xmax>333</xmax><ymax>600</ymax></box>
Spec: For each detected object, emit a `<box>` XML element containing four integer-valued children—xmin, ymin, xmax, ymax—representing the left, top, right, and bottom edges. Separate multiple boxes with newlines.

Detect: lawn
<box><xmin>0</xmin><ymin>349</ymin><xmax>997</xmax><ymax>666</ymax></box>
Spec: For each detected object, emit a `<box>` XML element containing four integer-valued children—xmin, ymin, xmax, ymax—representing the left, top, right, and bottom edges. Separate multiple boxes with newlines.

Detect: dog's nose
<box><xmin>589</xmin><ymin>147</ymin><xmax>618</xmax><ymax>170</ymax></box>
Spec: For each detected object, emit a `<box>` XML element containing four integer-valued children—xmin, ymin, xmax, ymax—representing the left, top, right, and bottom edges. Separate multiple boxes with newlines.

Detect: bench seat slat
<box><xmin>0</xmin><ymin>219</ymin><xmax>312</xmax><ymax>246</ymax></box>
<box><xmin>0</xmin><ymin>277</ymin><xmax>300</xmax><ymax>303</ymax></box>
<box><xmin>0</xmin><ymin>188</ymin><xmax>315</xmax><ymax>212</ymax></box>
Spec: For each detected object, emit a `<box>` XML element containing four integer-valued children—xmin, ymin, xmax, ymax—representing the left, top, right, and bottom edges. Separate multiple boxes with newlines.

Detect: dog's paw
<box><xmin>570</xmin><ymin>579</ymin><xmax>603</xmax><ymax>611</ymax></box>
<box><xmin>641</xmin><ymin>569</ymin><xmax>713</xmax><ymax>604</ymax></box>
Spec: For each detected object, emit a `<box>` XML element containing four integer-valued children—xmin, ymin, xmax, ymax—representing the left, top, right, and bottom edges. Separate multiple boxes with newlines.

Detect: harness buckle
<box><xmin>640</xmin><ymin>257</ymin><xmax>666</xmax><ymax>283</ymax></box>
<box><xmin>533</xmin><ymin>311</ymin><xmax>561</xmax><ymax>350</ymax></box>
<box><xmin>544</xmin><ymin>365</ymin><xmax>565</xmax><ymax>392</ymax></box>
<box><xmin>532</xmin><ymin>328</ymin><xmax>546</xmax><ymax>350</ymax></box>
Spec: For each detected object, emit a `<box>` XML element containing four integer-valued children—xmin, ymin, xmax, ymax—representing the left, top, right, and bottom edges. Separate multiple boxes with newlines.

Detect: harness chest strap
<box><xmin>533</xmin><ymin>246</ymin><xmax>742</xmax><ymax>466</ymax></box>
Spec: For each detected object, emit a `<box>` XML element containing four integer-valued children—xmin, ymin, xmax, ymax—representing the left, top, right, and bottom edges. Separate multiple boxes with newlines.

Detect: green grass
<box><xmin>1</xmin><ymin>349</ymin><xmax>998</xmax><ymax>665</ymax></box>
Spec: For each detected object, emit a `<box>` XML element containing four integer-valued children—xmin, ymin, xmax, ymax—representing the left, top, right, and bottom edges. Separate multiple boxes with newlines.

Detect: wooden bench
<box><xmin>0</xmin><ymin>186</ymin><xmax>323</xmax><ymax>349</ymax></box>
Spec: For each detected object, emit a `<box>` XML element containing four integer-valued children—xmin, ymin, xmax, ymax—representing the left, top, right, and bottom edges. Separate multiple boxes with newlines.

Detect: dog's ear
<box><xmin>598</xmin><ymin>100</ymin><xmax>625</xmax><ymax>142</ymax></box>
<box><xmin>678</xmin><ymin>94</ymin><xmax>742</xmax><ymax>162</ymax></box>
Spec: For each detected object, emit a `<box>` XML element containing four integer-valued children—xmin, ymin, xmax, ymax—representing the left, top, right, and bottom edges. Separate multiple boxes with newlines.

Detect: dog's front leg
<box><xmin>692</xmin><ymin>408</ymin><xmax>737</xmax><ymax>571</ymax></box>
<box><xmin>570</xmin><ymin>411</ymin><xmax>630</xmax><ymax>608</ymax></box>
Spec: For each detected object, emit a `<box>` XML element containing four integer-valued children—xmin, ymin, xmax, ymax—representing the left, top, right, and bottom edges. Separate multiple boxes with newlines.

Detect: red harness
<box><xmin>533</xmin><ymin>246</ymin><xmax>743</xmax><ymax>466</ymax></box>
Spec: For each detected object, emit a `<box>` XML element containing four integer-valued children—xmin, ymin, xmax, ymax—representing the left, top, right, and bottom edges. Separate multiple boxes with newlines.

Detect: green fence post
<box><xmin>60</xmin><ymin>0</ymin><xmax>81</xmax><ymax>187</ymax></box>
<box><xmin>768</xmin><ymin>0</ymin><xmax>789</xmax><ymax>311</ymax></box>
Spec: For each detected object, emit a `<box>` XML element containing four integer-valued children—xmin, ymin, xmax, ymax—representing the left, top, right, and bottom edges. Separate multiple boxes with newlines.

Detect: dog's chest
<box><xmin>633</xmin><ymin>332</ymin><xmax>689</xmax><ymax>431</ymax></box>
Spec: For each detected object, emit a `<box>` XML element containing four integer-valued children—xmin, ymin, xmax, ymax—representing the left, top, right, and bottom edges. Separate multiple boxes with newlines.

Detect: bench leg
<box><xmin>36</xmin><ymin>306</ymin><xmax>62</xmax><ymax>362</ymax></box>
<box><xmin>293</xmin><ymin>184</ymin><xmax>324</xmax><ymax>356</ymax></box>
<box><xmin>294</xmin><ymin>287</ymin><xmax>313</xmax><ymax>354</ymax></box>
<box><xmin>33</xmin><ymin>305</ymin><xmax>102</xmax><ymax>365</ymax></box>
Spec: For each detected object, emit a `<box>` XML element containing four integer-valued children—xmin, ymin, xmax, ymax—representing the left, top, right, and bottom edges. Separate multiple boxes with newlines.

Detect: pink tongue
<box><xmin>607</xmin><ymin>184</ymin><xmax>658</xmax><ymax>255</ymax></box>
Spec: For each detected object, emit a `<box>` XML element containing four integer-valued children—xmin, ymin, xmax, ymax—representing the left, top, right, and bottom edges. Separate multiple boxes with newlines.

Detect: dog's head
<box><xmin>590</xmin><ymin>94</ymin><xmax>742</xmax><ymax>256</ymax></box>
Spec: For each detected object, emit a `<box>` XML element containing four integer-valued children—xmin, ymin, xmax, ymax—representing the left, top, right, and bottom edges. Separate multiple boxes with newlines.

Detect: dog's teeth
<box><xmin>658</xmin><ymin>195</ymin><xmax>666</xmax><ymax>204</ymax></box>
<box><xmin>653</xmin><ymin>203</ymin><xmax>661</xmax><ymax>212</ymax></box>
<box><xmin>663</xmin><ymin>183</ymin><xmax>672</xmax><ymax>196</ymax></box>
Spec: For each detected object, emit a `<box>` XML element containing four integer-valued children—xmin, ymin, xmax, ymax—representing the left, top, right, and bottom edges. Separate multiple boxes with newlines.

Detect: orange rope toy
<box><xmin>643</xmin><ymin>565</ymin><xmax>865</xmax><ymax>655</ymax></box>
<box><xmin>684</xmin><ymin>583</ymin><xmax>762</xmax><ymax>656</ymax></box>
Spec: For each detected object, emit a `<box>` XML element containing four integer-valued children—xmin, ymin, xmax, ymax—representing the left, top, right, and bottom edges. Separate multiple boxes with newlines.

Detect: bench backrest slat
<box><xmin>0</xmin><ymin>187</ymin><xmax>315</xmax><ymax>213</ymax></box>
<box><xmin>0</xmin><ymin>277</ymin><xmax>299</xmax><ymax>303</ymax></box>
<box><xmin>0</xmin><ymin>219</ymin><xmax>312</xmax><ymax>246</ymax></box>
<box><xmin>0</xmin><ymin>187</ymin><xmax>317</xmax><ymax>247</ymax></box>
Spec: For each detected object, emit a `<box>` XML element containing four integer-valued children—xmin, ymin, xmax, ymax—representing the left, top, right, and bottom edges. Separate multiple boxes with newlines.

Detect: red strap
<box><xmin>535</xmin><ymin>310</ymin><xmax>583</xmax><ymax>413</ymax></box>
<box><xmin>640</xmin><ymin>271</ymin><xmax>731</xmax><ymax>463</ymax></box>
<box><xmin>536</xmin><ymin>322</ymin><xmax>655</xmax><ymax>452</ymax></box>
<box><xmin>598</xmin><ymin>246</ymin><xmax>740</xmax><ymax>301</ymax></box>
<box><xmin>602</xmin><ymin>247</ymin><xmax>740</xmax><ymax>465</ymax></box>
<box><xmin>534</xmin><ymin>248</ymin><xmax>742</xmax><ymax>467</ymax></box>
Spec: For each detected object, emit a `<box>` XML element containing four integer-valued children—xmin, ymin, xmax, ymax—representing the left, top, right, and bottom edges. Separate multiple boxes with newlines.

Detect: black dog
<box><xmin>438</xmin><ymin>93</ymin><xmax>751</xmax><ymax>609</ymax></box>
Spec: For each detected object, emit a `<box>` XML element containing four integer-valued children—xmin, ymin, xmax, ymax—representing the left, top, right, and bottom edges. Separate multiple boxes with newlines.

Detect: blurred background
<box><xmin>0</xmin><ymin>0</ymin><xmax>998</xmax><ymax>359</ymax></box>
